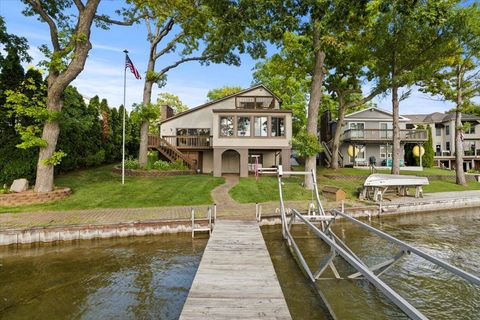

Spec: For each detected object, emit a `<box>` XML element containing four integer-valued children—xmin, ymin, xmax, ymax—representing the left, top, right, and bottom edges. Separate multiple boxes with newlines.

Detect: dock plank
<box><xmin>180</xmin><ymin>219</ymin><xmax>291</xmax><ymax>319</ymax></box>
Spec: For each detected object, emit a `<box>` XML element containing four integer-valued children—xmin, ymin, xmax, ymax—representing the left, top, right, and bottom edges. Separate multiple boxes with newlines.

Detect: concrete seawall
<box><xmin>259</xmin><ymin>195</ymin><xmax>480</xmax><ymax>226</ymax></box>
<box><xmin>0</xmin><ymin>219</ymin><xmax>209</xmax><ymax>246</ymax></box>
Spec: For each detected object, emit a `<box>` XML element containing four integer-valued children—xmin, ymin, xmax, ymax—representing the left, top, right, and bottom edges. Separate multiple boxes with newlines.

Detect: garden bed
<box><xmin>112</xmin><ymin>166</ymin><xmax>195</xmax><ymax>177</ymax></box>
<box><xmin>0</xmin><ymin>188</ymin><xmax>71</xmax><ymax>206</ymax></box>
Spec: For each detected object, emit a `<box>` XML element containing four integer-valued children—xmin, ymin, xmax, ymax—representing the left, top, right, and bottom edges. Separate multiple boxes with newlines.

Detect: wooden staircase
<box><xmin>322</xmin><ymin>140</ymin><xmax>344</xmax><ymax>168</ymax></box>
<box><xmin>148</xmin><ymin>135</ymin><xmax>196</xmax><ymax>169</ymax></box>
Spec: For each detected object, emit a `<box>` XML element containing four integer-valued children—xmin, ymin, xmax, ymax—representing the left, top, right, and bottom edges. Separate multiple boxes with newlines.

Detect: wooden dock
<box><xmin>180</xmin><ymin>219</ymin><xmax>292</xmax><ymax>319</ymax></box>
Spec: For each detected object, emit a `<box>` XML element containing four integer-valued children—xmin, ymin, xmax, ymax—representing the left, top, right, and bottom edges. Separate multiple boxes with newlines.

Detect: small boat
<box><xmin>364</xmin><ymin>174</ymin><xmax>429</xmax><ymax>187</ymax></box>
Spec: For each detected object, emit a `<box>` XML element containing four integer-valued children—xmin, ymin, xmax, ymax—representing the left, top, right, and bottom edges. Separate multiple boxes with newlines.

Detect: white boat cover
<box><xmin>364</xmin><ymin>174</ymin><xmax>429</xmax><ymax>187</ymax></box>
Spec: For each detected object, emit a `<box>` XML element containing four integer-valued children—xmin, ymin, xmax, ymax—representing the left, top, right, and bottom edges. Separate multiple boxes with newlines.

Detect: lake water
<box><xmin>262</xmin><ymin>207</ymin><xmax>480</xmax><ymax>320</ymax></box>
<box><xmin>1</xmin><ymin>208</ymin><xmax>479</xmax><ymax>320</ymax></box>
<box><xmin>0</xmin><ymin>234</ymin><xmax>207</xmax><ymax>320</ymax></box>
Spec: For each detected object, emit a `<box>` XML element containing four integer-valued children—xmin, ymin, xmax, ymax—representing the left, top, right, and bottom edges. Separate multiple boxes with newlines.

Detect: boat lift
<box><xmin>258</xmin><ymin>165</ymin><xmax>480</xmax><ymax>320</ymax></box>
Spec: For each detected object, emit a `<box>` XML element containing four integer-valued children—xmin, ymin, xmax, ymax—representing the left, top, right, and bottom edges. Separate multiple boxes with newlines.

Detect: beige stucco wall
<box><xmin>202</xmin><ymin>150</ymin><xmax>213</xmax><ymax>174</ymax></box>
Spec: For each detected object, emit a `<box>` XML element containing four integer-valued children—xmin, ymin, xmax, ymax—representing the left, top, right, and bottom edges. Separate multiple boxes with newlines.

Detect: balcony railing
<box><xmin>162</xmin><ymin>135</ymin><xmax>212</xmax><ymax>148</ymax></box>
<box><xmin>341</xmin><ymin>129</ymin><xmax>427</xmax><ymax>142</ymax></box>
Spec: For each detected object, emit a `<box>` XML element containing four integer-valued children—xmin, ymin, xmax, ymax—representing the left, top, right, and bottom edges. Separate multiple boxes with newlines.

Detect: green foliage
<box><xmin>423</xmin><ymin>125</ymin><xmax>434</xmax><ymax>168</ymax></box>
<box><xmin>157</xmin><ymin>92</ymin><xmax>189</xmax><ymax>113</ymax></box>
<box><xmin>206</xmin><ymin>86</ymin><xmax>243</xmax><ymax>101</ymax></box>
<box><xmin>293</xmin><ymin>131</ymin><xmax>323</xmax><ymax>157</ymax></box>
<box><xmin>124</xmin><ymin>158</ymin><xmax>140</xmax><ymax>170</ymax></box>
<box><xmin>131</xmin><ymin>102</ymin><xmax>160</xmax><ymax>123</ymax></box>
<box><xmin>152</xmin><ymin>159</ymin><xmax>189</xmax><ymax>171</ymax></box>
<box><xmin>42</xmin><ymin>150</ymin><xmax>67</xmax><ymax>166</ymax></box>
<box><xmin>4</xmin><ymin>72</ymin><xmax>52</xmax><ymax>149</ymax></box>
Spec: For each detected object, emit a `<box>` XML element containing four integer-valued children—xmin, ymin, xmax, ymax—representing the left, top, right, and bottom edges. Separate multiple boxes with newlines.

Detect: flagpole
<box><xmin>122</xmin><ymin>49</ymin><xmax>128</xmax><ymax>185</ymax></box>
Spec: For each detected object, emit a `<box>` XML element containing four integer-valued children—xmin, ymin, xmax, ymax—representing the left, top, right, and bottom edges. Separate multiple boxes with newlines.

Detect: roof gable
<box><xmin>159</xmin><ymin>84</ymin><xmax>281</xmax><ymax>124</ymax></box>
<box><xmin>345</xmin><ymin>107</ymin><xmax>410</xmax><ymax>121</ymax></box>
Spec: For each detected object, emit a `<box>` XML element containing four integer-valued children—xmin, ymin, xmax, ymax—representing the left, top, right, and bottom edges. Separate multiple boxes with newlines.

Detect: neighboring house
<box><xmin>322</xmin><ymin>107</ymin><xmax>428</xmax><ymax>168</ymax></box>
<box><xmin>403</xmin><ymin>112</ymin><xmax>480</xmax><ymax>171</ymax></box>
<box><xmin>149</xmin><ymin>84</ymin><xmax>292</xmax><ymax>177</ymax></box>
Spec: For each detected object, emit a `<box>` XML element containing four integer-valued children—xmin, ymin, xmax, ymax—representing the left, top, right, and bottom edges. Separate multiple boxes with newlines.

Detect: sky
<box><xmin>0</xmin><ymin>0</ymin><xmax>459</xmax><ymax>114</ymax></box>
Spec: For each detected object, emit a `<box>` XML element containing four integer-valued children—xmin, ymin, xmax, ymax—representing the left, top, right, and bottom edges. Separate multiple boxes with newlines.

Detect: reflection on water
<box><xmin>0</xmin><ymin>234</ymin><xmax>207</xmax><ymax>320</ymax></box>
<box><xmin>263</xmin><ymin>208</ymin><xmax>480</xmax><ymax>320</ymax></box>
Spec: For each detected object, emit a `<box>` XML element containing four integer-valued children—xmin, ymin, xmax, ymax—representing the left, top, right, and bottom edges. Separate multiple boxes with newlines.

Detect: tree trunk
<box><xmin>34</xmin><ymin>93</ymin><xmax>63</xmax><ymax>192</ymax></box>
<box><xmin>455</xmin><ymin>66</ymin><xmax>466</xmax><ymax>185</ymax></box>
<box><xmin>32</xmin><ymin>0</ymin><xmax>101</xmax><ymax>192</ymax></box>
<box><xmin>330</xmin><ymin>95</ymin><xmax>345</xmax><ymax>170</ymax></box>
<box><xmin>304</xmin><ymin>21</ymin><xmax>326</xmax><ymax>189</ymax></box>
<box><xmin>138</xmin><ymin>56</ymin><xmax>155</xmax><ymax>168</ymax></box>
<box><xmin>391</xmin><ymin>86</ymin><xmax>401</xmax><ymax>175</ymax></box>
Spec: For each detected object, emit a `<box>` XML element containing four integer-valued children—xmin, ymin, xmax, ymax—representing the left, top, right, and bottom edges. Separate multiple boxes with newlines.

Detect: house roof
<box><xmin>344</xmin><ymin>107</ymin><xmax>411</xmax><ymax>121</ymax></box>
<box><xmin>159</xmin><ymin>84</ymin><xmax>282</xmax><ymax>124</ymax></box>
<box><xmin>403</xmin><ymin>112</ymin><xmax>480</xmax><ymax>123</ymax></box>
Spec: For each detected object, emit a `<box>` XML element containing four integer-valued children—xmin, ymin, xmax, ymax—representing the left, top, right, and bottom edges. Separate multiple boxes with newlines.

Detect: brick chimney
<box><xmin>160</xmin><ymin>105</ymin><xmax>174</xmax><ymax>121</ymax></box>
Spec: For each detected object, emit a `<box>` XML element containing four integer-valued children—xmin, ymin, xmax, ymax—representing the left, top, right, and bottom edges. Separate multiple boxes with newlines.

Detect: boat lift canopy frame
<box><xmin>258</xmin><ymin>165</ymin><xmax>480</xmax><ymax>320</ymax></box>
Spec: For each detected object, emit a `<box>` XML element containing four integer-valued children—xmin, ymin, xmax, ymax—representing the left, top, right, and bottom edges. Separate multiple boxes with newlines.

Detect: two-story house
<box><xmin>148</xmin><ymin>84</ymin><xmax>292</xmax><ymax>177</ymax></box>
<box><xmin>404</xmin><ymin>112</ymin><xmax>480</xmax><ymax>171</ymax></box>
<box><xmin>322</xmin><ymin>107</ymin><xmax>428</xmax><ymax>168</ymax></box>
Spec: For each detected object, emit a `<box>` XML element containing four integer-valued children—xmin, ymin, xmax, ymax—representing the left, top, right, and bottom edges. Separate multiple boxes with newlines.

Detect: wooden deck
<box><xmin>180</xmin><ymin>219</ymin><xmax>292</xmax><ymax>320</ymax></box>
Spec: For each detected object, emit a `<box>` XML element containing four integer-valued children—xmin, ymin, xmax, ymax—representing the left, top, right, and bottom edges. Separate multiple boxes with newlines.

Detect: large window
<box><xmin>349</xmin><ymin>122</ymin><xmax>365</xmax><ymax>138</ymax></box>
<box><xmin>271</xmin><ymin>117</ymin><xmax>285</xmax><ymax>137</ymax></box>
<box><xmin>220</xmin><ymin>116</ymin><xmax>234</xmax><ymax>136</ymax></box>
<box><xmin>436</xmin><ymin>126</ymin><xmax>442</xmax><ymax>136</ymax></box>
<box><xmin>445</xmin><ymin>125</ymin><xmax>450</xmax><ymax>135</ymax></box>
<box><xmin>254</xmin><ymin>116</ymin><xmax>268</xmax><ymax>137</ymax></box>
<box><xmin>237</xmin><ymin>116</ymin><xmax>251</xmax><ymax>137</ymax></box>
<box><xmin>379</xmin><ymin>122</ymin><xmax>392</xmax><ymax>139</ymax></box>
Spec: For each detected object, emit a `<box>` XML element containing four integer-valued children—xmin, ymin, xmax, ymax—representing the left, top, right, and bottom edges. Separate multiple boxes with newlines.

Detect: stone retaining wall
<box><xmin>0</xmin><ymin>188</ymin><xmax>71</xmax><ymax>206</ymax></box>
<box><xmin>0</xmin><ymin>219</ymin><xmax>210</xmax><ymax>246</ymax></box>
<box><xmin>112</xmin><ymin>166</ymin><xmax>195</xmax><ymax>177</ymax></box>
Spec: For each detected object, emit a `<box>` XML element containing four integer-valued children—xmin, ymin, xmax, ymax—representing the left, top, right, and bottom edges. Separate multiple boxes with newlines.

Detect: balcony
<box><xmin>341</xmin><ymin>129</ymin><xmax>427</xmax><ymax>143</ymax></box>
<box><xmin>160</xmin><ymin>135</ymin><xmax>212</xmax><ymax>149</ymax></box>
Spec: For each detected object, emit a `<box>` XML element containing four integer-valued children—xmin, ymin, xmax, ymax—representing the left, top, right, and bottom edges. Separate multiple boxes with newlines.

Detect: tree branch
<box><xmin>154</xmin><ymin>31</ymin><xmax>184</xmax><ymax>60</ymax></box>
<box><xmin>94</xmin><ymin>7</ymin><xmax>143</xmax><ymax>26</ymax></box>
<box><xmin>152</xmin><ymin>18</ymin><xmax>175</xmax><ymax>47</ymax></box>
<box><xmin>73</xmin><ymin>0</ymin><xmax>85</xmax><ymax>11</ymax></box>
<box><xmin>26</xmin><ymin>0</ymin><xmax>60</xmax><ymax>52</ymax></box>
<box><xmin>159</xmin><ymin>55</ymin><xmax>214</xmax><ymax>75</ymax></box>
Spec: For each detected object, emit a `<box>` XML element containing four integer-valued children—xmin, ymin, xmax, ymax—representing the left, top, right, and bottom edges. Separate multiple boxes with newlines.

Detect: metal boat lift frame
<box><xmin>259</xmin><ymin>165</ymin><xmax>480</xmax><ymax>320</ymax></box>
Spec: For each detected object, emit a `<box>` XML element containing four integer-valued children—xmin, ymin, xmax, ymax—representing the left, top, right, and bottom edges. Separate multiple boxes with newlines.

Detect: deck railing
<box><xmin>155</xmin><ymin>135</ymin><xmax>212</xmax><ymax>148</ymax></box>
<box><xmin>341</xmin><ymin>129</ymin><xmax>427</xmax><ymax>142</ymax></box>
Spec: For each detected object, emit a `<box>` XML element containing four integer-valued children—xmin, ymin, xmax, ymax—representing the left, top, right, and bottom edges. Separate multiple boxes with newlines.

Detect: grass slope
<box><xmin>0</xmin><ymin>165</ymin><xmax>224</xmax><ymax>213</ymax></box>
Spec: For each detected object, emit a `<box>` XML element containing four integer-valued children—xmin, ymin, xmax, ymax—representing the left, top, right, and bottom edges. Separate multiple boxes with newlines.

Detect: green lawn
<box><xmin>229</xmin><ymin>175</ymin><xmax>311</xmax><ymax>203</ymax></box>
<box><xmin>229</xmin><ymin>166</ymin><xmax>480</xmax><ymax>204</ymax></box>
<box><xmin>0</xmin><ymin>165</ymin><xmax>224</xmax><ymax>213</ymax></box>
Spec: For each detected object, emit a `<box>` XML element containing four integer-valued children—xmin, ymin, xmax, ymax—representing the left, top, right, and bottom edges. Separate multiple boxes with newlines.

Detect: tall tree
<box><xmin>420</xmin><ymin>4</ymin><xmax>480</xmax><ymax>185</ymax></box>
<box><xmin>129</xmin><ymin>0</ymin><xmax>265</xmax><ymax>168</ymax></box>
<box><xmin>21</xmin><ymin>0</ymin><xmax>102</xmax><ymax>192</ymax></box>
<box><xmin>206</xmin><ymin>86</ymin><xmax>243</xmax><ymax>101</ymax></box>
<box><xmin>253</xmin><ymin>32</ymin><xmax>311</xmax><ymax>136</ymax></box>
<box><xmin>366</xmin><ymin>0</ymin><xmax>458</xmax><ymax>174</ymax></box>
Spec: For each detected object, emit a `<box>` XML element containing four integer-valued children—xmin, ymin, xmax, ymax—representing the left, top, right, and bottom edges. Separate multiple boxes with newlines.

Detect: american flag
<box><xmin>125</xmin><ymin>54</ymin><xmax>141</xmax><ymax>79</ymax></box>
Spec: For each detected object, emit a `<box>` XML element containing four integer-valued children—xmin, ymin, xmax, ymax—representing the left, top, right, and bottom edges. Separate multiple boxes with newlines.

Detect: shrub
<box><xmin>171</xmin><ymin>159</ymin><xmax>189</xmax><ymax>170</ymax></box>
<box><xmin>152</xmin><ymin>160</ymin><xmax>171</xmax><ymax>171</ymax></box>
<box><xmin>85</xmin><ymin>149</ymin><xmax>106</xmax><ymax>167</ymax></box>
<box><xmin>124</xmin><ymin>158</ymin><xmax>140</xmax><ymax>169</ymax></box>
<box><xmin>152</xmin><ymin>159</ymin><xmax>189</xmax><ymax>171</ymax></box>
